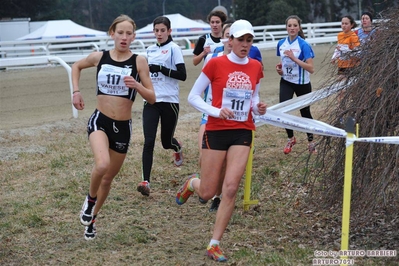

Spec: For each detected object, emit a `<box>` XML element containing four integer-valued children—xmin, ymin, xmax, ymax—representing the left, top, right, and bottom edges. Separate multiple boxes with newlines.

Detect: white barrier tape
<box><xmin>349</xmin><ymin>136</ymin><xmax>399</xmax><ymax>146</ymax></box>
<box><xmin>255</xmin><ymin>109</ymin><xmax>347</xmax><ymax>138</ymax></box>
<box><xmin>255</xmin><ymin>79</ymin><xmax>398</xmax><ymax>146</ymax></box>
<box><xmin>346</xmin><ymin>136</ymin><xmax>399</xmax><ymax>147</ymax></box>
<box><xmin>346</xmin><ymin>136</ymin><xmax>355</xmax><ymax>147</ymax></box>
<box><xmin>269</xmin><ymin>79</ymin><xmax>352</xmax><ymax>113</ymax></box>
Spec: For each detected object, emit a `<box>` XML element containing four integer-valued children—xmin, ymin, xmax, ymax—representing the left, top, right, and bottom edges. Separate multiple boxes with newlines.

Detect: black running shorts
<box><xmin>202</xmin><ymin>129</ymin><xmax>252</xmax><ymax>151</ymax></box>
<box><xmin>87</xmin><ymin>109</ymin><xmax>132</xmax><ymax>153</ymax></box>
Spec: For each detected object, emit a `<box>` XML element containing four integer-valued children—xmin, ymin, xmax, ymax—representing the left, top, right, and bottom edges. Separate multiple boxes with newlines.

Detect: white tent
<box><xmin>17</xmin><ymin>20</ymin><xmax>107</xmax><ymax>40</ymax></box>
<box><xmin>136</xmin><ymin>13</ymin><xmax>210</xmax><ymax>35</ymax></box>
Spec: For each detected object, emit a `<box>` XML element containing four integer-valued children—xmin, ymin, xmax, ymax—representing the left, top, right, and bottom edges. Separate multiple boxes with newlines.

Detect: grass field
<box><xmin>1</xmin><ymin>45</ymin><xmax>398</xmax><ymax>265</ymax></box>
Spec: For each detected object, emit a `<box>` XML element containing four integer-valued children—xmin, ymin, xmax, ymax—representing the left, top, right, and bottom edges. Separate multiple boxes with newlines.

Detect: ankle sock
<box><xmin>209</xmin><ymin>239</ymin><xmax>220</xmax><ymax>247</ymax></box>
<box><xmin>88</xmin><ymin>194</ymin><xmax>97</xmax><ymax>201</ymax></box>
<box><xmin>189</xmin><ymin>176</ymin><xmax>198</xmax><ymax>191</ymax></box>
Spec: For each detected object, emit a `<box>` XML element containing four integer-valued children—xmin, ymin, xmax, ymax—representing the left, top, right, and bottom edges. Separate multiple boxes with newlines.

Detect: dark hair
<box><xmin>207</xmin><ymin>10</ymin><xmax>227</xmax><ymax>23</ymax></box>
<box><xmin>361</xmin><ymin>11</ymin><xmax>373</xmax><ymax>22</ymax></box>
<box><xmin>153</xmin><ymin>16</ymin><xmax>171</xmax><ymax>30</ymax></box>
<box><xmin>108</xmin><ymin>14</ymin><xmax>136</xmax><ymax>35</ymax></box>
<box><xmin>222</xmin><ymin>19</ymin><xmax>235</xmax><ymax>35</ymax></box>
<box><xmin>285</xmin><ymin>15</ymin><xmax>305</xmax><ymax>39</ymax></box>
<box><xmin>222</xmin><ymin>23</ymin><xmax>232</xmax><ymax>37</ymax></box>
<box><xmin>224</xmin><ymin>18</ymin><xmax>236</xmax><ymax>25</ymax></box>
<box><xmin>342</xmin><ymin>15</ymin><xmax>357</xmax><ymax>29</ymax></box>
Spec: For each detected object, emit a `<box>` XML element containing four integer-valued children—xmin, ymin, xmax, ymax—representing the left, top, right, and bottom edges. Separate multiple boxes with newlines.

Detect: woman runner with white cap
<box><xmin>176</xmin><ymin>19</ymin><xmax>267</xmax><ymax>262</ymax></box>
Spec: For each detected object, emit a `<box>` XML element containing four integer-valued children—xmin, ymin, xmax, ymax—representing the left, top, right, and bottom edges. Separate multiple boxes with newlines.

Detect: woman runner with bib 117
<box><xmin>72</xmin><ymin>14</ymin><xmax>155</xmax><ymax>240</ymax></box>
<box><xmin>175</xmin><ymin>19</ymin><xmax>267</xmax><ymax>262</ymax></box>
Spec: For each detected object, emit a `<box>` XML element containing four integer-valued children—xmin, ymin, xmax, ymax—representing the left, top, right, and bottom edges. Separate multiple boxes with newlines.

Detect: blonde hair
<box><xmin>222</xmin><ymin>23</ymin><xmax>232</xmax><ymax>37</ymax></box>
<box><xmin>108</xmin><ymin>14</ymin><xmax>136</xmax><ymax>35</ymax></box>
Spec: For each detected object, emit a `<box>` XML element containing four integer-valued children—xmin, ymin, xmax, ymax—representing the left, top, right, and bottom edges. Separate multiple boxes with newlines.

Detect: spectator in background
<box><xmin>192</xmin><ymin>10</ymin><xmax>227</xmax><ymax>66</ymax></box>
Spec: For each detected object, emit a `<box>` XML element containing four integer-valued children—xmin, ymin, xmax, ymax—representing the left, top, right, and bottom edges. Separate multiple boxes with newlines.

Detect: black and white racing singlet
<box><xmin>96</xmin><ymin>51</ymin><xmax>140</xmax><ymax>101</ymax></box>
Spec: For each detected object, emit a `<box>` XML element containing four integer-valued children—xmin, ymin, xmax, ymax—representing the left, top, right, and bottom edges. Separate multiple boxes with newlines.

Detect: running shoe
<box><xmin>283</xmin><ymin>137</ymin><xmax>296</xmax><ymax>154</ymax></box>
<box><xmin>84</xmin><ymin>216</ymin><xmax>97</xmax><ymax>240</ymax></box>
<box><xmin>137</xmin><ymin>180</ymin><xmax>150</xmax><ymax>196</ymax></box>
<box><xmin>80</xmin><ymin>195</ymin><xmax>96</xmax><ymax>226</ymax></box>
<box><xmin>308</xmin><ymin>142</ymin><xmax>317</xmax><ymax>154</ymax></box>
<box><xmin>176</xmin><ymin>174</ymin><xmax>198</xmax><ymax>205</ymax></box>
<box><xmin>173</xmin><ymin>146</ymin><xmax>183</xmax><ymax>167</ymax></box>
<box><xmin>209</xmin><ymin>197</ymin><xmax>221</xmax><ymax>212</ymax></box>
<box><xmin>206</xmin><ymin>244</ymin><xmax>227</xmax><ymax>262</ymax></box>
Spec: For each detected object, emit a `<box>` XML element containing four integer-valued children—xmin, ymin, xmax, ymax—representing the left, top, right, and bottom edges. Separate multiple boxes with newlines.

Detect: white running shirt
<box><xmin>146</xmin><ymin>41</ymin><xmax>185</xmax><ymax>103</ymax></box>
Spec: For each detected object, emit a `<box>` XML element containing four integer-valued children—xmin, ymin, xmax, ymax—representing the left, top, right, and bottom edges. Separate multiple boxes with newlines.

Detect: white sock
<box><xmin>209</xmin><ymin>239</ymin><xmax>220</xmax><ymax>247</ymax></box>
<box><xmin>189</xmin><ymin>175</ymin><xmax>198</xmax><ymax>191</ymax></box>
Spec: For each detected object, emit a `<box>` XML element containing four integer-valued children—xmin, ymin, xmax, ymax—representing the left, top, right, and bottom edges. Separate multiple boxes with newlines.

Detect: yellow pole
<box><xmin>243</xmin><ymin>131</ymin><xmax>259</xmax><ymax>210</ymax></box>
<box><xmin>340</xmin><ymin>119</ymin><xmax>356</xmax><ymax>263</ymax></box>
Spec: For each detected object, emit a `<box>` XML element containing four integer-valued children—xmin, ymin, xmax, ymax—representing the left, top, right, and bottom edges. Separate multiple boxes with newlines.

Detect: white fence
<box><xmin>0</xmin><ymin>21</ymin><xmax>345</xmax><ymax>61</ymax></box>
<box><xmin>0</xmin><ymin>20</ymin><xmax>352</xmax><ymax>119</ymax></box>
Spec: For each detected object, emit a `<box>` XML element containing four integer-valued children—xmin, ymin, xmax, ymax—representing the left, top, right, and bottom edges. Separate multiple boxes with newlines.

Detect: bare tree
<box><xmin>308</xmin><ymin>7</ymin><xmax>399</xmax><ymax>226</ymax></box>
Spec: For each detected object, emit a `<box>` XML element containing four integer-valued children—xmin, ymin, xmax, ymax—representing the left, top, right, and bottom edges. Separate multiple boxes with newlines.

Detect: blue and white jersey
<box><xmin>200</xmin><ymin>51</ymin><xmax>224</xmax><ymax>124</ymax></box>
<box><xmin>146</xmin><ymin>41</ymin><xmax>184</xmax><ymax>103</ymax></box>
<box><xmin>203</xmin><ymin>33</ymin><xmax>224</xmax><ymax>53</ymax></box>
<box><xmin>202</xmin><ymin>51</ymin><xmax>224</xmax><ymax>104</ymax></box>
<box><xmin>356</xmin><ymin>28</ymin><xmax>376</xmax><ymax>45</ymax></box>
<box><xmin>277</xmin><ymin>36</ymin><xmax>314</xmax><ymax>84</ymax></box>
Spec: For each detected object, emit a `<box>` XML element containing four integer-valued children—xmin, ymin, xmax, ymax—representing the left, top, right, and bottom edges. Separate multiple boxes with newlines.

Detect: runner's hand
<box><xmin>219</xmin><ymin>108</ymin><xmax>234</xmax><ymax>120</ymax></box>
<box><xmin>72</xmin><ymin>92</ymin><xmax>85</xmax><ymax>110</ymax></box>
<box><xmin>124</xmin><ymin>75</ymin><xmax>141</xmax><ymax>89</ymax></box>
<box><xmin>257</xmin><ymin>102</ymin><xmax>267</xmax><ymax>115</ymax></box>
<box><xmin>276</xmin><ymin>63</ymin><xmax>283</xmax><ymax>76</ymax></box>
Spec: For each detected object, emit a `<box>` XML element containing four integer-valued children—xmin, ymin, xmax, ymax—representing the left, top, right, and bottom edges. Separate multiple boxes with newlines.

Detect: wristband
<box><xmin>73</xmin><ymin>90</ymin><xmax>80</xmax><ymax>94</ymax></box>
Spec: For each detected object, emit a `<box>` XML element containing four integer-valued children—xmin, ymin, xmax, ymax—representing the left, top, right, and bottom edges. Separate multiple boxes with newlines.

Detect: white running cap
<box><xmin>230</xmin><ymin>19</ymin><xmax>255</xmax><ymax>38</ymax></box>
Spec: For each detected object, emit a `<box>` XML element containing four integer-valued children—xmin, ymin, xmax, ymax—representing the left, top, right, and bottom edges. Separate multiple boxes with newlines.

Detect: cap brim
<box><xmin>232</xmin><ymin>30</ymin><xmax>255</xmax><ymax>38</ymax></box>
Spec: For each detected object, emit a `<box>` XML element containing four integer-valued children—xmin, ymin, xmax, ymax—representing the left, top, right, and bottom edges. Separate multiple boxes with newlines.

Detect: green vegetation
<box><xmin>1</xmin><ymin>0</ymin><xmax>396</xmax><ymax>30</ymax></box>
